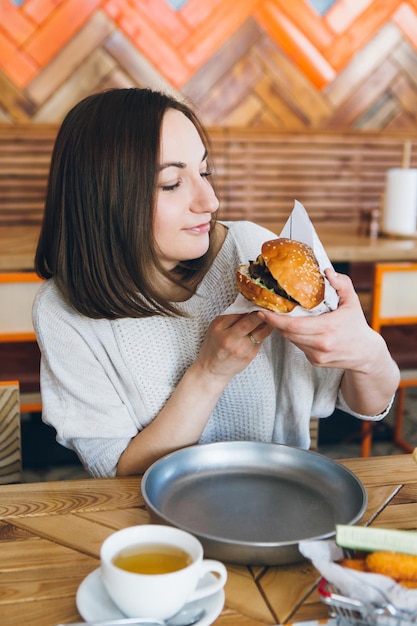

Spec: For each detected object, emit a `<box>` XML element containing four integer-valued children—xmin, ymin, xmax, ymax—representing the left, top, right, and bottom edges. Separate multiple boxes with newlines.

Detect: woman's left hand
<box><xmin>257</xmin><ymin>267</ymin><xmax>400</xmax><ymax>416</ymax></box>
<box><xmin>257</xmin><ymin>268</ymin><xmax>376</xmax><ymax>371</ymax></box>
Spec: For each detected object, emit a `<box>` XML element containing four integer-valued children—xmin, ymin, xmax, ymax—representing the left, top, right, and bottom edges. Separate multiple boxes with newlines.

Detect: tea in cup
<box><xmin>100</xmin><ymin>525</ymin><xmax>227</xmax><ymax>619</ymax></box>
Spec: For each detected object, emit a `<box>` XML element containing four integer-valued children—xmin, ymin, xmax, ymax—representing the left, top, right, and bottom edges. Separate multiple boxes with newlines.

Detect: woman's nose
<box><xmin>192</xmin><ymin>178</ymin><xmax>219</xmax><ymax>214</ymax></box>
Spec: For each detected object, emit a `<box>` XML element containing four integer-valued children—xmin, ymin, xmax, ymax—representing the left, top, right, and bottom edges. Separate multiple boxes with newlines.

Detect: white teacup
<box><xmin>100</xmin><ymin>525</ymin><xmax>227</xmax><ymax>619</ymax></box>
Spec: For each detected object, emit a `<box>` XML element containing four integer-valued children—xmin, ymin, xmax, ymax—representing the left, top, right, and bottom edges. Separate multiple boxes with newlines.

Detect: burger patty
<box><xmin>248</xmin><ymin>256</ymin><xmax>298</xmax><ymax>304</ymax></box>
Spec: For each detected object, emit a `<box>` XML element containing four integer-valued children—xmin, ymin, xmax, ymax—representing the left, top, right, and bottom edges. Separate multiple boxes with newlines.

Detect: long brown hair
<box><xmin>35</xmin><ymin>88</ymin><xmax>218</xmax><ymax>319</ymax></box>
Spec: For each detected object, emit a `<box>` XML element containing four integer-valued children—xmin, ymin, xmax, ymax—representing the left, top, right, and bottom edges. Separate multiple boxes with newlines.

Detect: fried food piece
<box><xmin>399</xmin><ymin>579</ymin><xmax>417</xmax><ymax>589</ymax></box>
<box><xmin>339</xmin><ymin>557</ymin><xmax>368</xmax><ymax>572</ymax></box>
<box><xmin>366</xmin><ymin>551</ymin><xmax>417</xmax><ymax>582</ymax></box>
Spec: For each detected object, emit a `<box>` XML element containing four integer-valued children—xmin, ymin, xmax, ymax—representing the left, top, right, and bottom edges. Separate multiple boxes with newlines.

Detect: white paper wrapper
<box><xmin>224</xmin><ymin>200</ymin><xmax>339</xmax><ymax>317</ymax></box>
<box><xmin>299</xmin><ymin>539</ymin><xmax>417</xmax><ymax>623</ymax></box>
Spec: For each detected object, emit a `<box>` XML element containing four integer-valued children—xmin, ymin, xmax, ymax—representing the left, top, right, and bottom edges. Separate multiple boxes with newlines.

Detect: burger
<box><xmin>236</xmin><ymin>238</ymin><xmax>325</xmax><ymax>313</ymax></box>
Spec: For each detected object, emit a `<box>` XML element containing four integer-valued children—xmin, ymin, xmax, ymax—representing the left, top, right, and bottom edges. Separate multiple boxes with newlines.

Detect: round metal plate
<box><xmin>141</xmin><ymin>442</ymin><xmax>367</xmax><ymax>565</ymax></box>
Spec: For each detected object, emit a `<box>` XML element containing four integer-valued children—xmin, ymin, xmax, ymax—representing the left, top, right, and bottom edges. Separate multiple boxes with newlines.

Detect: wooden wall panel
<box><xmin>1</xmin><ymin>1</ymin><xmax>417</xmax><ymax>130</ymax></box>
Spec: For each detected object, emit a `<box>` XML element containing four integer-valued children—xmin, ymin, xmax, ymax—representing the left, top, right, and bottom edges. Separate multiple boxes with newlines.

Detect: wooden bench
<box><xmin>1</xmin><ymin>124</ymin><xmax>416</xmax><ymax>228</ymax></box>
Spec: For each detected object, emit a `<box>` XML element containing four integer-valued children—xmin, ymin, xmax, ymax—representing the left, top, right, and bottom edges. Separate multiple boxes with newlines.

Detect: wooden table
<box><xmin>0</xmin><ymin>225</ymin><xmax>40</xmax><ymax>271</ymax></box>
<box><xmin>317</xmin><ymin>225</ymin><xmax>417</xmax><ymax>263</ymax></box>
<box><xmin>1</xmin><ymin>224</ymin><xmax>417</xmax><ymax>271</ymax></box>
<box><xmin>1</xmin><ymin>454</ymin><xmax>416</xmax><ymax>626</ymax></box>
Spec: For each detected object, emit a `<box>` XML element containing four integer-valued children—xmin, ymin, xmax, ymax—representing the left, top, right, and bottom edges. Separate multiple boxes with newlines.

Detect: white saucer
<box><xmin>76</xmin><ymin>568</ymin><xmax>225</xmax><ymax>626</ymax></box>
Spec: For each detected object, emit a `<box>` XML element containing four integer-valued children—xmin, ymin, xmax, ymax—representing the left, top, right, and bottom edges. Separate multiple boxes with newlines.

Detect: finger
<box><xmin>230</xmin><ymin>312</ymin><xmax>269</xmax><ymax>336</ymax></box>
<box><xmin>324</xmin><ymin>268</ymin><xmax>356</xmax><ymax>306</ymax></box>
<box><xmin>217</xmin><ymin>313</ymin><xmax>248</xmax><ymax>329</ymax></box>
<box><xmin>247</xmin><ymin>322</ymin><xmax>272</xmax><ymax>346</ymax></box>
<box><xmin>257</xmin><ymin>308</ymin><xmax>319</xmax><ymax>337</ymax></box>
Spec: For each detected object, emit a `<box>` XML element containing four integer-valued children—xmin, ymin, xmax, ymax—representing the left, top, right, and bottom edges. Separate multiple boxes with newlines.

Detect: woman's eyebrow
<box><xmin>159</xmin><ymin>161</ymin><xmax>186</xmax><ymax>171</ymax></box>
<box><xmin>158</xmin><ymin>149</ymin><xmax>208</xmax><ymax>172</ymax></box>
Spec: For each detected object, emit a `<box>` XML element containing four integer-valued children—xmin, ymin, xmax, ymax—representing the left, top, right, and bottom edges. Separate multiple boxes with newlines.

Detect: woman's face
<box><xmin>154</xmin><ymin>109</ymin><xmax>219</xmax><ymax>271</ymax></box>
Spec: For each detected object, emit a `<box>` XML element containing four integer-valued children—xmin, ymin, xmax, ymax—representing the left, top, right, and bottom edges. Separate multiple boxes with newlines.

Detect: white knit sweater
<box><xmin>33</xmin><ymin>221</ymin><xmax>384</xmax><ymax>477</ymax></box>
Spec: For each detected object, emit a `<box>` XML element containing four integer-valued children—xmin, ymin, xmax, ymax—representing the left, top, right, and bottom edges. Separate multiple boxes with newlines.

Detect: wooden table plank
<box><xmin>0</xmin><ymin>535</ymin><xmax>96</xmax><ymax>572</ymax></box>
<box><xmin>286</xmin><ymin>586</ymin><xmax>329</xmax><ymax>624</ymax></box>
<box><xmin>361</xmin><ymin>484</ymin><xmax>402</xmax><ymax>525</ymax></box>
<box><xmin>2</xmin><ymin>595</ymin><xmax>82</xmax><ymax>625</ymax></box>
<box><xmin>0</xmin><ymin>532</ymin><xmax>96</xmax><ymax>625</ymax></box>
<box><xmin>11</xmin><ymin>514</ymin><xmax>117</xmax><ymax>559</ymax></box>
<box><xmin>258</xmin><ymin>561</ymin><xmax>319</xmax><ymax>624</ymax></box>
<box><xmin>223</xmin><ymin>564</ymin><xmax>276</xmax><ymax>624</ymax></box>
<box><xmin>371</xmin><ymin>501</ymin><xmax>417</xmax><ymax>529</ymax></box>
<box><xmin>78</xmin><ymin>506</ymin><xmax>151</xmax><ymax>528</ymax></box>
<box><xmin>390</xmin><ymin>482</ymin><xmax>417</xmax><ymax>504</ymax></box>
<box><xmin>340</xmin><ymin>454</ymin><xmax>417</xmax><ymax>486</ymax></box>
<box><xmin>0</xmin><ymin>477</ymin><xmax>143</xmax><ymax>518</ymax></box>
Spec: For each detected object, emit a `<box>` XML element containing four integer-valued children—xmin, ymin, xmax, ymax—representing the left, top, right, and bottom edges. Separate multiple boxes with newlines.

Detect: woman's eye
<box><xmin>161</xmin><ymin>181</ymin><xmax>181</xmax><ymax>192</ymax></box>
<box><xmin>201</xmin><ymin>170</ymin><xmax>212</xmax><ymax>179</ymax></box>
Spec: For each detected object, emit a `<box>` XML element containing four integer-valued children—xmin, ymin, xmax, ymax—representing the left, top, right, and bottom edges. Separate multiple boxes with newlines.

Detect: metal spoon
<box><xmin>56</xmin><ymin>606</ymin><xmax>205</xmax><ymax>626</ymax></box>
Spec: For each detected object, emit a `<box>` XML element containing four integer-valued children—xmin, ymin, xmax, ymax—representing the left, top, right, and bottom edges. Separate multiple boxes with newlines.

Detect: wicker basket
<box><xmin>318</xmin><ymin>578</ymin><xmax>417</xmax><ymax>626</ymax></box>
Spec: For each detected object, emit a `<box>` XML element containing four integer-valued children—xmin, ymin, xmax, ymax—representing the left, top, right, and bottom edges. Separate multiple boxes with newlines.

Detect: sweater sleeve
<box><xmin>33</xmin><ymin>282</ymin><xmax>140</xmax><ymax>477</ymax></box>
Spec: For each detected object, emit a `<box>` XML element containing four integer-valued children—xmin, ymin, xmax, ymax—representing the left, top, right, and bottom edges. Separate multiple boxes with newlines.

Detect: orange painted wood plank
<box><xmin>134</xmin><ymin>0</ymin><xmax>191</xmax><ymax>46</ymax></box>
<box><xmin>120</xmin><ymin>13</ymin><xmax>191</xmax><ymax>87</ymax></box>
<box><xmin>324</xmin><ymin>0</ymin><xmax>400</xmax><ymax>71</ymax></box>
<box><xmin>325</xmin><ymin>0</ymin><xmax>374</xmax><ymax>35</ymax></box>
<box><xmin>181</xmin><ymin>0</ymin><xmax>224</xmax><ymax>28</ymax></box>
<box><xmin>0</xmin><ymin>0</ymin><xmax>35</xmax><ymax>45</ymax></box>
<box><xmin>179</xmin><ymin>0</ymin><xmax>259</xmax><ymax>68</ymax></box>
<box><xmin>392</xmin><ymin>3</ymin><xmax>417</xmax><ymax>50</ymax></box>
<box><xmin>27</xmin><ymin>10</ymin><xmax>115</xmax><ymax>104</ymax></box>
<box><xmin>273</xmin><ymin>0</ymin><xmax>335</xmax><ymax>51</ymax></box>
<box><xmin>0</xmin><ymin>30</ymin><xmax>18</xmax><ymax>66</ymax></box>
<box><xmin>255</xmin><ymin>3</ymin><xmax>335</xmax><ymax>89</ymax></box>
<box><xmin>104</xmin><ymin>0</ymin><xmax>120</xmax><ymax>21</ymax></box>
<box><xmin>0</xmin><ymin>34</ymin><xmax>38</xmax><ymax>88</ymax></box>
<box><xmin>22</xmin><ymin>0</ymin><xmax>67</xmax><ymax>26</ymax></box>
<box><xmin>24</xmin><ymin>0</ymin><xmax>102</xmax><ymax>66</ymax></box>
<box><xmin>113</xmin><ymin>2</ymin><xmax>190</xmax><ymax>48</ymax></box>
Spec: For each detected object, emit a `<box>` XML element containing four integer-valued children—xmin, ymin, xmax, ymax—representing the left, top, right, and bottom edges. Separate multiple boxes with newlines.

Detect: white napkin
<box><xmin>299</xmin><ymin>539</ymin><xmax>417</xmax><ymax>623</ymax></box>
<box><xmin>225</xmin><ymin>200</ymin><xmax>339</xmax><ymax>317</ymax></box>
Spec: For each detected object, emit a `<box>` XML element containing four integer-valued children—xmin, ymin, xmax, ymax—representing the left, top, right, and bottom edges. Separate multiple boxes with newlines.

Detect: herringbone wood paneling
<box><xmin>1</xmin><ymin>1</ymin><xmax>417</xmax><ymax>130</ymax></box>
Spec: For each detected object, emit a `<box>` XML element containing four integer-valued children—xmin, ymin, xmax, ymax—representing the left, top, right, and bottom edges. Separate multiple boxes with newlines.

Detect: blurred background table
<box><xmin>0</xmin><ymin>225</ymin><xmax>40</xmax><ymax>271</ymax></box>
<box><xmin>0</xmin><ymin>453</ymin><xmax>416</xmax><ymax>626</ymax></box>
<box><xmin>1</xmin><ymin>224</ymin><xmax>417</xmax><ymax>272</ymax></box>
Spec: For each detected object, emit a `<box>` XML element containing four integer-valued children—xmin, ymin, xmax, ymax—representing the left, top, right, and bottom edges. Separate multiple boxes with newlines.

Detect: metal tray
<box><xmin>141</xmin><ymin>442</ymin><xmax>367</xmax><ymax>566</ymax></box>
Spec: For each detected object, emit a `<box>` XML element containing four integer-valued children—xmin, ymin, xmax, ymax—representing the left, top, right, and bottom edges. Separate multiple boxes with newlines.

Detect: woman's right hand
<box><xmin>117</xmin><ymin>312</ymin><xmax>272</xmax><ymax>475</ymax></box>
<box><xmin>193</xmin><ymin>312</ymin><xmax>272</xmax><ymax>383</ymax></box>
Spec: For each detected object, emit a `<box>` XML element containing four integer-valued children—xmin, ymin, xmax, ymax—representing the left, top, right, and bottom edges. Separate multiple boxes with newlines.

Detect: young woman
<box><xmin>33</xmin><ymin>88</ymin><xmax>400</xmax><ymax>477</ymax></box>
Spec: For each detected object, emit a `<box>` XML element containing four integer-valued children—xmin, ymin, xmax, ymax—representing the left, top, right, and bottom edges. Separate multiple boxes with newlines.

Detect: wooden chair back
<box><xmin>0</xmin><ymin>273</ymin><xmax>43</xmax><ymax>412</ymax></box>
<box><xmin>370</xmin><ymin>263</ymin><xmax>417</xmax><ymax>330</ymax></box>
<box><xmin>0</xmin><ymin>381</ymin><xmax>21</xmax><ymax>484</ymax></box>
<box><xmin>0</xmin><ymin>272</ymin><xmax>43</xmax><ymax>341</ymax></box>
<box><xmin>309</xmin><ymin>417</ymin><xmax>319</xmax><ymax>451</ymax></box>
<box><xmin>361</xmin><ymin>263</ymin><xmax>417</xmax><ymax>456</ymax></box>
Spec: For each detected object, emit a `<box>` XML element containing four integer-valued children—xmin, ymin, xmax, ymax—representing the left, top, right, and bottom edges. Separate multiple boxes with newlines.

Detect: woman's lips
<box><xmin>186</xmin><ymin>222</ymin><xmax>211</xmax><ymax>234</ymax></box>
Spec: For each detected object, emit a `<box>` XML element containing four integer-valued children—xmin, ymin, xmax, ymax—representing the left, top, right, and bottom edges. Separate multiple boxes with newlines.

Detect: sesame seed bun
<box><xmin>236</xmin><ymin>238</ymin><xmax>325</xmax><ymax>313</ymax></box>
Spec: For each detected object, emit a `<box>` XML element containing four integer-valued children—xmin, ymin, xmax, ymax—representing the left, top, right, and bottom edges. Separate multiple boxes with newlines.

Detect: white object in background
<box><xmin>382</xmin><ymin>168</ymin><xmax>417</xmax><ymax>235</ymax></box>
